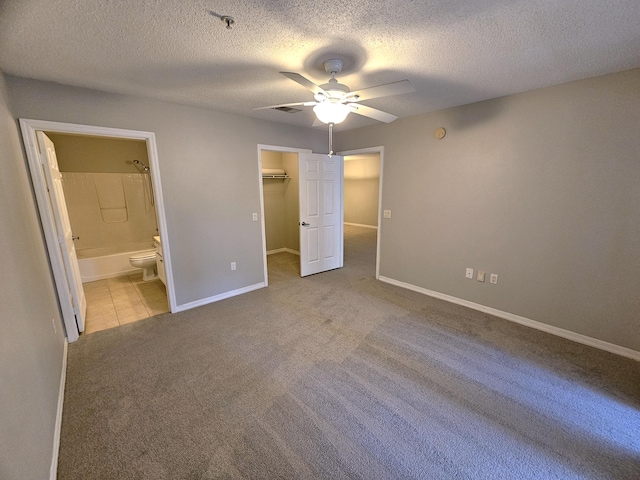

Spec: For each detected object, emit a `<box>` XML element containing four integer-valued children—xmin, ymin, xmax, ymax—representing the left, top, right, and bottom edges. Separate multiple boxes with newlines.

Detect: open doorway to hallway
<box><xmin>342</xmin><ymin>150</ymin><xmax>382</xmax><ymax>278</ymax></box>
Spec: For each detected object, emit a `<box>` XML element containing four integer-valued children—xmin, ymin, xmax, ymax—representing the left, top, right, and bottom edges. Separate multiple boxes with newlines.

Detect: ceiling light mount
<box><xmin>220</xmin><ymin>16</ymin><xmax>235</xmax><ymax>29</ymax></box>
<box><xmin>323</xmin><ymin>59</ymin><xmax>344</xmax><ymax>75</ymax></box>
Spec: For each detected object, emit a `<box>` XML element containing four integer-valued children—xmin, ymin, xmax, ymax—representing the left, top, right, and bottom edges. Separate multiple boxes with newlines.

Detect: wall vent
<box><xmin>273</xmin><ymin>106</ymin><xmax>302</xmax><ymax>113</ymax></box>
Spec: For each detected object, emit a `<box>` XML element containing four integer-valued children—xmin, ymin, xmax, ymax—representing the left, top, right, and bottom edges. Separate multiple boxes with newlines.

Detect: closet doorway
<box><xmin>257</xmin><ymin>145</ymin><xmax>310</xmax><ymax>285</ymax></box>
<box><xmin>257</xmin><ymin>144</ymin><xmax>382</xmax><ymax>285</ymax></box>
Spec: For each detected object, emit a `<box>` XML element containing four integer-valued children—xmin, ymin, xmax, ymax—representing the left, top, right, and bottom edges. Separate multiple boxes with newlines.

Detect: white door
<box><xmin>37</xmin><ymin>132</ymin><xmax>87</xmax><ymax>332</ymax></box>
<box><xmin>299</xmin><ymin>153</ymin><xmax>344</xmax><ymax>276</ymax></box>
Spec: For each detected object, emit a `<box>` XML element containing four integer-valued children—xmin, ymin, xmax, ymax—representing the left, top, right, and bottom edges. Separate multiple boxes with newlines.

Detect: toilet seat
<box><xmin>130</xmin><ymin>252</ymin><xmax>156</xmax><ymax>261</ymax></box>
<box><xmin>129</xmin><ymin>249</ymin><xmax>158</xmax><ymax>281</ymax></box>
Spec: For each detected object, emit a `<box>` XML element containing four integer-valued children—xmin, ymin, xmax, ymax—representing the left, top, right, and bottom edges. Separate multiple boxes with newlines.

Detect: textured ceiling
<box><xmin>1</xmin><ymin>1</ymin><xmax>639</xmax><ymax>131</ymax></box>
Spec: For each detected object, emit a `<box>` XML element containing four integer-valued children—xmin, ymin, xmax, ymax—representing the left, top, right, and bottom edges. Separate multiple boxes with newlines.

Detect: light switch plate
<box><xmin>252</xmin><ymin>213</ymin><xmax>258</xmax><ymax>221</ymax></box>
<box><xmin>383</xmin><ymin>210</ymin><xmax>391</xmax><ymax>219</ymax></box>
<box><xmin>490</xmin><ymin>274</ymin><xmax>498</xmax><ymax>284</ymax></box>
<box><xmin>477</xmin><ymin>271</ymin><xmax>485</xmax><ymax>282</ymax></box>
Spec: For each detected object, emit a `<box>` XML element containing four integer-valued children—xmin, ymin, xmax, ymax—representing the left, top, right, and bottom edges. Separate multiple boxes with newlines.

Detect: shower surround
<box><xmin>61</xmin><ymin>172</ymin><xmax>158</xmax><ymax>281</ymax></box>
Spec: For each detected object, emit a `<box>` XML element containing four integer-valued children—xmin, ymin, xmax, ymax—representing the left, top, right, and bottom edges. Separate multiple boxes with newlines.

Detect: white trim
<box><xmin>50</xmin><ymin>339</ymin><xmax>68</xmax><ymax>480</ymax></box>
<box><xmin>267</xmin><ymin>248</ymin><xmax>300</xmax><ymax>256</ymax></box>
<box><xmin>257</xmin><ymin>144</ymin><xmax>312</xmax><ymax>287</ymax></box>
<box><xmin>339</xmin><ymin>146</ymin><xmax>384</xmax><ymax>280</ymax></box>
<box><xmin>19</xmin><ymin>119</ymin><xmax>176</xmax><ymax>342</ymax></box>
<box><xmin>173</xmin><ymin>282</ymin><xmax>265</xmax><ymax>313</ymax></box>
<box><xmin>379</xmin><ymin>276</ymin><xmax>640</xmax><ymax>361</ymax></box>
<box><xmin>344</xmin><ymin>222</ymin><xmax>378</xmax><ymax>229</ymax></box>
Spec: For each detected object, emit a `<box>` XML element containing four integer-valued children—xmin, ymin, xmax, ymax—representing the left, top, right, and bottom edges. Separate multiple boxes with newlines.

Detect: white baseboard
<box><xmin>267</xmin><ymin>248</ymin><xmax>300</xmax><ymax>256</ymax></box>
<box><xmin>378</xmin><ymin>276</ymin><xmax>640</xmax><ymax>361</ymax></box>
<box><xmin>174</xmin><ymin>282</ymin><xmax>266</xmax><ymax>313</ymax></box>
<box><xmin>50</xmin><ymin>339</ymin><xmax>68</xmax><ymax>480</ymax></box>
<box><xmin>344</xmin><ymin>222</ymin><xmax>378</xmax><ymax>229</ymax></box>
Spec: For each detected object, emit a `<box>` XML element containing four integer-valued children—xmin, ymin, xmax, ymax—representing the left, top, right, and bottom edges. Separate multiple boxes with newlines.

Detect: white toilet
<box><xmin>129</xmin><ymin>250</ymin><xmax>158</xmax><ymax>281</ymax></box>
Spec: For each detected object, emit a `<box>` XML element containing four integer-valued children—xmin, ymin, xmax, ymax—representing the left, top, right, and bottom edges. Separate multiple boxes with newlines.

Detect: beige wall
<box><xmin>61</xmin><ymin>172</ymin><xmax>158</xmax><ymax>256</ymax></box>
<box><xmin>344</xmin><ymin>154</ymin><xmax>380</xmax><ymax>227</ymax></box>
<box><xmin>6</xmin><ymin>75</ymin><xmax>326</xmax><ymax>306</ymax></box>
<box><xmin>262</xmin><ymin>151</ymin><xmax>299</xmax><ymax>253</ymax></box>
<box><xmin>262</xmin><ymin>151</ymin><xmax>287</xmax><ymax>251</ymax></box>
<box><xmin>336</xmin><ymin>68</ymin><xmax>640</xmax><ymax>353</ymax></box>
<box><xmin>282</xmin><ymin>152</ymin><xmax>300</xmax><ymax>253</ymax></box>
<box><xmin>0</xmin><ymin>70</ymin><xmax>66</xmax><ymax>480</ymax></box>
<box><xmin>46</xmin><ymin>133</ymin><xmax>148</xmax><ymax>173</ymax></box>
<box><xmin>51</xmin><ymin>134</ymin><xmax>158</xmax><ymax>255</ymax></box>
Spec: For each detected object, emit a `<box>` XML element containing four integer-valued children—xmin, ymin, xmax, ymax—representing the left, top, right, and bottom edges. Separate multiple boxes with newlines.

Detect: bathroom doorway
<box><xmin>46</xmin><ymin>133</ymin><xmax>169</xmax><ymax>334</ymax></box>
<box><xmin>20</xmin><ymin>119</ymin><xmax>175</xmax><ymax>342</ymax></box>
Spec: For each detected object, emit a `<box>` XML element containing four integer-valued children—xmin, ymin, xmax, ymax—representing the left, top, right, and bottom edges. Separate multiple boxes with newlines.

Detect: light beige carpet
<box><xmin>58</xmin><ymin>225</ymin><xmax>640</xmax><ymax>479</ymax></box>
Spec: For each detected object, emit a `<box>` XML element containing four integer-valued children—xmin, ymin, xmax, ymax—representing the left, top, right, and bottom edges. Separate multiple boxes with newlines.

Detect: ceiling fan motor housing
<box><xmin>316</xmin><ymin>59</ymin><xmax>350</xmax><ymax>100</ymax></box>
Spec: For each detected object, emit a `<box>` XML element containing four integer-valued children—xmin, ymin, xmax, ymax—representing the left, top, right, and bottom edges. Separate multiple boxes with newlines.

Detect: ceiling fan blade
<box><xmin>280</xmin><ymin>72</ymin><xmax>328</xmax><ymax>97</ymax></box>
<box><xmin>253</xmin><ymin>101</ymin><xmax>316</xmax><ymax>111</ymax></box>
<box><xmin>349</xmin><ymin>104</ymin><xmax>398</xmax><ymax>123</ymax></box>
<box><xmin>347</xmin><ymin>80</ymin><xmax>415</xmax><ymax>102</ymax></box>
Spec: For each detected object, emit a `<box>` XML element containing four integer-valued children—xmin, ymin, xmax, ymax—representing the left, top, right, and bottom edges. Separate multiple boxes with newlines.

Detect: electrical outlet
<box><xmin>490</xmin><ymin>274</ymin><xmax>498</xmax><ymax>284</ymax></box>
<box><xmin>231</xmin><ymin>262</ymin><xmax>236</xmax><ymax>271</ymax></box>
<box><xmin>383</xmin><ymin>210</ymin><xmax>391</xmax><ymax>219</ymax></box>
<box><xmin>252</xmin><ymin>213</ymin><xmax>258</xmax><ymax>221</ymax></box>
<box><xmin>477</xmin><ymin>271</ymin><xmax>485</xmax><ymax>282</ymax></box>
<box><xmin>465</xmin><ymin>268</ymin><xmax>474</xmax><ymax>279</ymax></box>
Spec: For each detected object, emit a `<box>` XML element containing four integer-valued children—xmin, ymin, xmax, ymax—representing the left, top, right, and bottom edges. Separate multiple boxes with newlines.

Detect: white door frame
<box><xmin>338</xmin><ymin>146</ymin><xmax>384</xmax><ymax>280</ymax></box>
<box><xmin>256</xmin><ymin>144</ymin><xmax>312</xmax><ymax>286</ymax></box>
<box><xmin>20</xmin><ymin>119</ymin><xmax>176</xmax><ymax>341</ymax></box>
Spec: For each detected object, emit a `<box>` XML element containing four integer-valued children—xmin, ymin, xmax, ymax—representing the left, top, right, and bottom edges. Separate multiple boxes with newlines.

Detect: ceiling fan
<box><xmin>254</xmin><ymin>59</ymin><xmax>415</xmax><ymax>127</ymax></box>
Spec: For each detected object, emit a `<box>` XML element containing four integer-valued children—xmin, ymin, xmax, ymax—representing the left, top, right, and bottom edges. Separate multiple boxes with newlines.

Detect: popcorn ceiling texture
<box><xmin>1</xmin><ymin>0</ymin><xmax>639</xmax><ymax>130</ymax></box>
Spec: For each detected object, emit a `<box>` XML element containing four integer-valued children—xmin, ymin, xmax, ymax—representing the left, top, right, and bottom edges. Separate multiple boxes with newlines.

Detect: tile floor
<box><xmin>83</xmin><ymin>273</ymin><xmax>169</xmax><ymax>335</ymax></box>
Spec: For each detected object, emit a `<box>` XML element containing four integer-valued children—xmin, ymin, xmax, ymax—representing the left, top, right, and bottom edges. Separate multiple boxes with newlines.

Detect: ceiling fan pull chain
<box><xmin>328</xmin><ymin>122</ymin><xmax>334</xmax><ymax>157</ymax></box>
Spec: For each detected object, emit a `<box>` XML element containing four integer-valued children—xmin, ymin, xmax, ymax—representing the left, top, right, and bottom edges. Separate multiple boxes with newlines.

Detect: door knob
<box><xmin>300</xmin><ymin>222</ymin><xmax>310</xmax><ymax>226</ymax></box>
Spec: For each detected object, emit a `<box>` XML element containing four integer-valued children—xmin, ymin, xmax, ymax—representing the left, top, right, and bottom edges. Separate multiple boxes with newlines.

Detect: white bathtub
<box><xmin>78</xmin><ymin>247</ymin><xmax>156</xmax><ymax>283</ymax></box>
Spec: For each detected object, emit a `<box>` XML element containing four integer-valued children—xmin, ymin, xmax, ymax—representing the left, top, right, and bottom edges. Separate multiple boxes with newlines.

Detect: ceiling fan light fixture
<box><xmin>313</xmin><ymin>101</ymin><xmax>350</xmax><ymax>124</ymax></box>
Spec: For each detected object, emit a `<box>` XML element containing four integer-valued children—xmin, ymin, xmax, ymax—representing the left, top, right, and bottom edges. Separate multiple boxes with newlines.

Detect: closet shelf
<box><xmin>262</xmin><ymin>174</ymin><xmax>290</xmax><ymax>179</ymax></box>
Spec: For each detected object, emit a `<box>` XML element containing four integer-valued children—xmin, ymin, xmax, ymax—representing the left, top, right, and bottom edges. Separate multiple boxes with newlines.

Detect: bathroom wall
<box><xmin>344</xmin><ymin>154</ymin><xmax>380</xmax><ymax>227</ymax></box>
<box><xmin>46</xmin><ymin>133</ymin><xmax>148</xmax><ymax>173</ymax></box>
<box><xmin>262</xmin><ymin>151</ymin><xmax>299</xmax><ymax>253</ymax></box>
<box><xmin>61</xmin><ymin>172</ymin><xmax>158</xmax><ymax>257</ymax></box>
<box><xmin>49</xmin><ymin>134</ymin><xmax>158</xmax><ymax>257</ymax></box>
